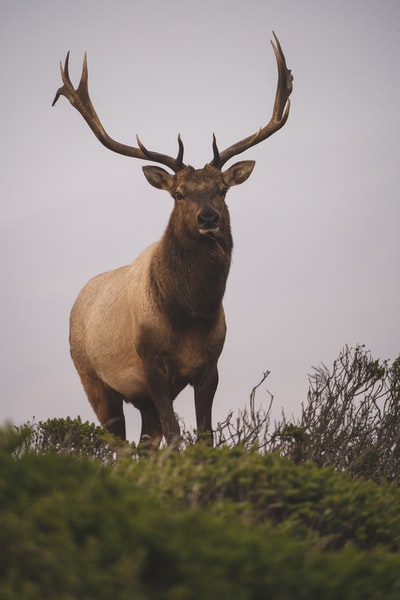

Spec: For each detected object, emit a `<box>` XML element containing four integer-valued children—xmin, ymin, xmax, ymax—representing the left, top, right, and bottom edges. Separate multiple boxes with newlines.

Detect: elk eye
<box><xmin>174</xmin><ymin>191</ymin><xmax>184</xmax><ymax>200</ymax></box>
<box><xmin>220</xmin><ymin>187</ymin><xmax>228</xmax><ymax>197</ymax></box>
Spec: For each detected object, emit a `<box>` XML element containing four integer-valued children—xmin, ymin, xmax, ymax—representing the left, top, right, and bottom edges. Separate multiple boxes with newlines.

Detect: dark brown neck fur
<box><xmin>150</xmin><ymin>216</ymin><xmax>232</xmax><ymax>329</ymax></box>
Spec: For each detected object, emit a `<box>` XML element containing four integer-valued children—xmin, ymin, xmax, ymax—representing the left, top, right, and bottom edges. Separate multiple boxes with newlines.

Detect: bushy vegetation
<box><xmin>11</xmin><ymin>416</ymin><xmax>131</xmax><ymax>462</ymax></box>
<box><xmin>273</xmin><ymin>345</ymin><xmax>400</xmax><ymax>483</ymax></box>
<box><xmin>217</xmin><ymin>345</ymin><xmax>400</xmax><ymax>484</ymax></box>
<box><xmin>2</xmin><ymin>429</ymin><xmax>400</xmax><ymax>599</ymax></box>
<box><xmin>2</xmin><ymin>345</ymin><xmax>400</xmax><ymax>598</ymax></box>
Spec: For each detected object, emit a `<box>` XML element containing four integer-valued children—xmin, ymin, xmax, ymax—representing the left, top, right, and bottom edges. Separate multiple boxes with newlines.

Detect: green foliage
<box><xmin>124</xmin><ymin>444</ymin><xmax>400</xmax><ymax>552</ymax></box>
<box><xmin>3</xmin><ymin>345</ymin><xmax>400</xmax><ymax>597</ymax></box>
<box><xmin>11</xmin><ymin>416</ymin><xmax>136</xmax><ymax>462</ymax></box>
<box><xmin>2</xmin><ymin>431</ymin><xmax>400</xmax><ymax>599</ymax></box>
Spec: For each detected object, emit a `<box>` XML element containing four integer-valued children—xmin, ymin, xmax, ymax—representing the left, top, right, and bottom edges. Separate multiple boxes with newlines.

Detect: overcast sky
<box><xmin>1</xmin><ymin>0</ymin><xmax>399</xmax><ymax>442</ymax></box>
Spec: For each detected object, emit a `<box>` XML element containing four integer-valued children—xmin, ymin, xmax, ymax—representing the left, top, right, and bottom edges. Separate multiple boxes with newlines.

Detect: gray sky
<box><xmin>1</xmin><ymin>0</ymin><xmax>399</xmax><ymax>442</ymax></box>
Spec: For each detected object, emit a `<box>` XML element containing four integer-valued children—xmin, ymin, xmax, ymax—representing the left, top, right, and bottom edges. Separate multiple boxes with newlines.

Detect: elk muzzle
<box><xmin>197</xmin><ymin>208</ymin><xmax>220</xmax><ymax>235</ymax></box>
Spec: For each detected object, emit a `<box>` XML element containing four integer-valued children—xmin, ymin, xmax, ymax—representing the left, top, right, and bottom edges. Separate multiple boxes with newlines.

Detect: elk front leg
<box><xmin>143</xmin><ymin>364</ymin><xmax>181</xmax><ymax>448</ymax></box>
<box><xmin>136</xmin><ymin>399</ymin><xmax>163</xmax><ymax>452</ymax></box>
<box><xmin>194</xmin><ymin>367</ymin><xmax>218</xmax><ymax>446</ymax></box>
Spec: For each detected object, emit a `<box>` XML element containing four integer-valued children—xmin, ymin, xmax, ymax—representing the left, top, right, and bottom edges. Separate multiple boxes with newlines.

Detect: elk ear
<box><xmin>222</xmin><ymin>160</ymin><xmax>255</xmax><ymax>187</ymax></box>
<box><xmin>142</xmin><ymin>166</ymin><xmax>174</xmax><ymax>191</ymax></box>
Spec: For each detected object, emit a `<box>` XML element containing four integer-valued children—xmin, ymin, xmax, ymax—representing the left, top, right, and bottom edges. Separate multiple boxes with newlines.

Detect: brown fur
<box><xmin>70</xmin><ymin>162</ymin><xmax>254</xmax><ymax>448</ymax></box>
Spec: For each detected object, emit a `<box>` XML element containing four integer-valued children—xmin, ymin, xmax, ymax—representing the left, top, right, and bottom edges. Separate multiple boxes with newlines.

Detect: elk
<box><xmin>53</xmin><ymin>33</ymin><xmax>292</xmax><ymax>450</ymax></box>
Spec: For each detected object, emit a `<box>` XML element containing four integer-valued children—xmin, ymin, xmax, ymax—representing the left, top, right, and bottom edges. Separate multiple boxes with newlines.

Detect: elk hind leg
<box><xmin>79</xmin><ymin>372</ymin><xmax>126</xmax><ymax>440</ymax></box>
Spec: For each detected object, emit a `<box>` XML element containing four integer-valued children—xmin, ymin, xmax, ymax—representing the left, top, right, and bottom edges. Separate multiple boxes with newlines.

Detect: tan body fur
<box><xmin>70</xmin><ymin>164</ymin><xmax>252</xmax><ymax>448</ymax></box>
<box><xmin>70</xmin><ymin>241</ymin><xmax>226</xmax><ymax>447</ymax></box>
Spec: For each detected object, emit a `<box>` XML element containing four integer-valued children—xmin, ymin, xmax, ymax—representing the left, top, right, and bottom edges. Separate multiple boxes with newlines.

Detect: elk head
<box><xmin>142</xmin><ymin>163</ymin><xmax>255</xmax><ymax>254</ymax></box>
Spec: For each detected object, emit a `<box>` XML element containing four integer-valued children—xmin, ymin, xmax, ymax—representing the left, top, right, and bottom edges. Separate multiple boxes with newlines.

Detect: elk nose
<box><xmin>197</xmin><ymin>209</ymin><xmax>220</xmax><ymax>230</ymax></box>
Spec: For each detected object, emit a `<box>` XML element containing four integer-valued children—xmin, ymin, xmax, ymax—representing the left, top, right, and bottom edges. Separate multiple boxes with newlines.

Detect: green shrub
<box><xmin>11</xmin><ymin>416</ymin><xmax>136</xmax><ymax>462</ymax></box>
<box><xmin>2</xmin><ymin>430</ymin><xmax>400</xmax><ymax>599</ymax></box>
<box><xmin>121</xmin><ymin>444</ymin><xmax>400</xmax><ymax>551</ymax></box>
<box><xmin>2</xmin><ymin>344</ymin><xmax>400</xmax><ymax>597</ymax></box>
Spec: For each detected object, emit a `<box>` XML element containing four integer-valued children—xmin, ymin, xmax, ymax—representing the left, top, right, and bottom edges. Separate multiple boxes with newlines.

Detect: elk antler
<box><xmin>52</xmin><ymin>52</ymin><xmax>186</xmax><ymax>173</ymax></box>
<box><xmin>210</xmin><ymin>32</ymin><xmax>293</xmax><ymax>169</ymax></box>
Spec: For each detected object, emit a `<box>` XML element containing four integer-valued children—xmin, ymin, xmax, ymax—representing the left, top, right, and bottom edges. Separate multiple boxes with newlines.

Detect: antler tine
<box><xmin>52</xmin><ymin>52</ymin><xmax>186</xmax><ymax>173</ymax></box>
<box><xmin>209</xmin><ymin>33</ymin><xmax>293</xmax><ymax>169</ymax></box>
<box><xmin>52</xmin><ymin>51</ymin><xmax>71</xmax><ymax>107</ymax></box>
<box><xmin>270</xmin><ymin>31</ymin><xmax>293</xmax><ymax>122</ymax></box>
<box><xmin>176</xmin><ymin>134</ymin><xmax>184</xmax><ymax>167</ymax></box>
<box><xmin>136</xmin><ymin>134</ymin><xmax>185</xmax><ymax>172</ymax></box>
<box><xmin>212</xmin><ymin>133</ymin><xmax>221</xmax><ymax>165</ymax></box>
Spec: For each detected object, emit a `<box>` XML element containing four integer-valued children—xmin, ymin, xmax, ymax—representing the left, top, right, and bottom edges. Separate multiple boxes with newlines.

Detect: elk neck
<box><xmin>149</xmin><ymin>212</ymin><xmax>233</xmax><ymax>328</ymax></box>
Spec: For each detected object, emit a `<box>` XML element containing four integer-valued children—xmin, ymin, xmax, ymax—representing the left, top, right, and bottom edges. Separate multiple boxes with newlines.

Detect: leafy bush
<box><xmin>2</xmin><ymin>344</ymin><xmax>400</xmax><ymax>597</ymax></box>
<box><xmin>2</xmin><ymin>429</ymin><xmax>400</xmax><ymax>599</ymax></box>
<box><xmin>124</xmin><ymin>444</ymin><xmax>400</xmax><ymax>551</ymax></box>
<box><xmin>11</xmin><ymin>416</ymin><xmax>136</xmax><ymax>462</ymax></box>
